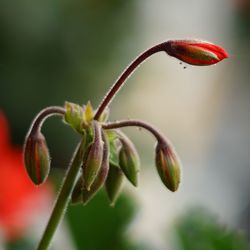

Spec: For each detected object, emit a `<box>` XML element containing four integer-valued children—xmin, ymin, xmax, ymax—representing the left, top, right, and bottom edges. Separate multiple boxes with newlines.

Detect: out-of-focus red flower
<box><xmin>0</xmin><ymin>112</ymin><xmax>53</xmax><ymax>242</ymax></box>
<box><xmin>165</xmin><ymin>39</ymin><xmax>229</xmax><ymax>66</ymax></box>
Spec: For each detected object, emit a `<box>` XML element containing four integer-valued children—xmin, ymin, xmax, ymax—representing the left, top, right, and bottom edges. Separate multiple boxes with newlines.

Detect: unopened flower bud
<box><xmin>165</xmin><ymin>39</ymin><xmax>228</xmax><ymax>66</ymax></box>
<box><xmin>82</xmin><ymin>121</ymin><xmax>104</xmax><ymax>190</ymax></box>
<box><xmin>155</xmin><ymin>142</ymin><xmax>181</xmax><ymax>192</ymax></box>
<box><xmin>105</xmin><ymin>163</ymin><xmax>124</xmax><ymax>206</ymax></box>
<box><xmin>82</xmin><ymin>131</ymin><xmax>110</xmax><ymax>205</ymax></box>
<box><xmin>24</xmin><ymin>132</ymin><xmax>50</xmax><ymax>185</ymax></box>
<box><xmin>118</xmin><ymin>134</ymin><xmax>140</xmax><ymax>187</ymax></box>
<box><xmin>64</xmin><ymin>102</ymin><xmax>85</xmax><ymax>133</ymax></box>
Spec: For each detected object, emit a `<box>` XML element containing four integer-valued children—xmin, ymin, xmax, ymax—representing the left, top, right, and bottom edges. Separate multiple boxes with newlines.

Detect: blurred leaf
<box><xmin>66</xmin><ymin>190</ymin><xmax>146</xmax><ymax>250</ymax></box>
<box><xmin>174</xmin><ymin>208</ymin><xmax>250</xmax><ymax>250</ymax></box>
<box><xmin>6</xmin><ymin>238</ymin><xmax>33</xmax><ymax>250</ymax></box>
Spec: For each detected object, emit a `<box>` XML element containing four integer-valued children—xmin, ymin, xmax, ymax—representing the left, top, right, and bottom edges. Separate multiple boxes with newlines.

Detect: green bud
<box><xmin>105</xmin><ymin>163</ymin><xmax>124</xmax><ymax>206</ymax></box>
<box><xmin>83</xmin><ymin>101</ymin><xmax>94</xmax><ymax>124</ymax></box>
<box><xmin>64</xmin><ymin>101</ymin><xmax>85</xmax><ymax>133</ymax></box>
<box><xmin>23</xmin><ymin>132</ymin><xmax>50</xmax><ymax>185</ymax></box>
<box><xmin>118</xmin><ymin>133</ymin><xmax>140</xmax><ymax>187</ymax></box>
<box><xmin>82</xmin><ymin>121</ymin><xmax>104</xmax><ymax>190</ymax></box>
<box><xmin>155</xmin><ymin>142</ymin><xmax>181</xmax><ymax>192</ymax></box>
<box><xmin>82</xmin><ymin>131</ymin><xmax>110</xmax><ymax>205</ymax></box>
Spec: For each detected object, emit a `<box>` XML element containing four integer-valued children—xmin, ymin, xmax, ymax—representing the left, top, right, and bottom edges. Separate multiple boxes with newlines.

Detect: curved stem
<box><xmin>29</xmin><ymin>106</ymin><xmax>65</xmax><ymax>136</ymax></box>
<box><xmin>102</xmin><ymin>119</ymin><xmax>168</xmax><ymax>146</ymax></box>
<box><xmin>94</xmin><ymin>42</ymin><xmax>168</xmax><ymax>120</ymax></box>
<box><xmin>37</xmin><ymin>137</ymin><xmax>86</xmax><ymax>250</ymax></box>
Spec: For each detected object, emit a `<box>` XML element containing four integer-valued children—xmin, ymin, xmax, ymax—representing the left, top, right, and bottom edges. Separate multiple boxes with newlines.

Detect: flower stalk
<box><xmin>37</xmin><ymin>137</ymin><xmax>86</xmax><ymax>250</ymax></box>
<box><xmin>21</xmin><ymin>39</ymin><xmax>228</xmax><ymax>250</ymax></box>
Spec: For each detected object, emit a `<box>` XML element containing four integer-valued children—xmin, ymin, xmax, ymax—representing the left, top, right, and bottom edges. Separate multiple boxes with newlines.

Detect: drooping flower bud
<box><xmin>118</xmin><ymin>133</ymin><xmax>140</xmax><ymax>187</ymax></box>
<box><xmin>105</xmin><ymin>163</ymin><xmax>124</xmax><ymax>206</ymax></box>
<box><xmin>164</xmin><ymin>39</ymin><xmax>228</xmax><ymax>66</ymax></box>
<box><xmin>23</xmin><ymin>132</ymin><xmax>50</xmax><ymax>185</ymax></box>
<box><xmin>155</xmin><ymin>142</ymin><xmax>181</xmax><ymax>192</ymax></box>
<box><xmin>82</xmin><ymin>131</ymin><xmax>110</xmax><ymax>205</ymax></box>
<box><xmin>82</xmin><ymin>121</ymin><xmax>104</xmax><ymax>190</ymax></box>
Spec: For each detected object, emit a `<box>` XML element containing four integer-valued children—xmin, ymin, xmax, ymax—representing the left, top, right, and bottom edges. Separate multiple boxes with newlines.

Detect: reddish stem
<box><xmin>94</xmin><ymin>42</ymin><xmax>168</xmax><ymax>120</ymax></box>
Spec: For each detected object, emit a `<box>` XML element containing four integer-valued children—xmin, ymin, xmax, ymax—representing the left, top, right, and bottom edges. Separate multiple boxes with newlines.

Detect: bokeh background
<box><xmin>0</xmin><ymin>0</ymin><xmax>250</xmax><ymax>249</ymax></box>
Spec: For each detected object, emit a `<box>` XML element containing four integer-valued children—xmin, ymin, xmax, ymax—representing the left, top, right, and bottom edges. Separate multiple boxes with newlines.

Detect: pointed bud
<box><xmin>155</xmin><ymin>142</ymin><xmax>181</xmax><ymax>192</ymax></box>
<box><xmin>165</xmin><ymin>39</ymin><xmax>228</xmax><ymax>66</ymax></box>
<box><xmin>105</xmin><ymin>163</ymin><xmax>124</xmax><ymax>206</ymax></box>
<box><xmin>23</xmin><ymin>132</ymin><xmax>50</xmax><ymax>185</ymax></box>
<box><xmin>82</xmin><ymin>121</ymin><xmax>104</xmax><ymax>190</ymax></box>
<box><xmin>82</xmin><ymin>131</ymin><xmax>110</xmax><ymax>205</ymax></box>
<box><xmin>118</xmin><ymin>133</ymin><xmax>140</xmax><ymax>187</ymax></box>
<box><xmin>71</xmin><ymin>177</ymin><xmax>83</xmax><ymax>205</ymax></box>
<box><xmin>83</xmin><ymin>101</ymin><xmax>94</xmax><ymax>124</ymax></box>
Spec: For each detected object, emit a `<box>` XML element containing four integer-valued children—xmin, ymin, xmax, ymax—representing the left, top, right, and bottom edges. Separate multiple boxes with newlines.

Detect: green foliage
<box><xmin>174</xmin><ymin>208</ymin><xmax>250</xmax><ymax>250</ymax></box>
<box><xmin>67</xmin><ymin>191</ymin><xmax>142</xmax><ymax>250</ymax></box>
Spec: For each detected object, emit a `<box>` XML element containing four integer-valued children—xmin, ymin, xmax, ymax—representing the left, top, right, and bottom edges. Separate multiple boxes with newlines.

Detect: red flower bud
<box><xmin>165</xmin><ymin>39</ymin><xmax>228</xmax><ymax>66</ymax></box>
<box><xmin>23</xmin><ymin>132</ymin><xmax>50</xmax><ymax>185</ymax></box>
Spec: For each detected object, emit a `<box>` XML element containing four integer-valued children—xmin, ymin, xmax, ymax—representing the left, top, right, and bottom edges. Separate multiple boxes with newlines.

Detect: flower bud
<box><xmin>118</xmin><ymin>134</ymin><xmax>140</xmax><ymax>187</ymax></box>
<box><xmin>82</xmin><ymin>101</ymin><xmax>94</xmax><ymax>125</ymax></box>
<box><xmin>105</xmin><ymin>163</ymin><xmax>124</xmax><ymax>206</ymax></box>
<box><xmin>64</xmin><ymin>102</ymin><xmax>85</xmax><ymax>133</ymax></box>
<box><xmin>82</xmin><ymin>121</ymin><xmax>104</xmax><ymax>190</ymax></box>
<box><xmin>82</xmin><ymin>131</ymin><xmax>110</xmax><ymax>205</ymax></box>
<box><xmin>155</xmin><ymin>142</ymin><xmax>181</xmax><ymax>192</ymax></box>
<box><xmin>23</xmin><ymin>132</ymin><xmax>50</xmax><ymax>185</ymax></box>
<box><xmin>165</xmin><ymin>39</ymin><xmax>228</xmax><ymax>66</ymax></box>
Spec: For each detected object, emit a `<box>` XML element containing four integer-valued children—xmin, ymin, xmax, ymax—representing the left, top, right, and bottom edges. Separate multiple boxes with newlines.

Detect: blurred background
<box><xmin>0</xmin><ymin>0</ymin><xmax>249</xmax><ymax>249</ymax></box>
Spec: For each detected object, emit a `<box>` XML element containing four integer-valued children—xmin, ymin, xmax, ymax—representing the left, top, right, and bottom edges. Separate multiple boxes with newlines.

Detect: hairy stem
<box><xmin>102</xmin><ymin>119</ymin><xmax>168</xmax><ymax>146</ymax></box>
<box><xmin>94</xmin><ymin>42</ymin><xmax>168</xmax><ymax>120</ymax></box>
<box><xmin>37</xmin><ymin>137</ymin><xmax>86</xmax><ymax>250</ymax></box>
<box><xmin>29</xmin><ymin>106</ymin><xmax>65</xmax><ymax>136</ymax></box>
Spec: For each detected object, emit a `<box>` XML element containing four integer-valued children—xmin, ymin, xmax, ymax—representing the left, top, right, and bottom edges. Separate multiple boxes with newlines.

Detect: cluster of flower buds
<box><xmin>22</xmin><ymin>39</ymin><xmax>229</xmax><ymax>250</ymax></box>
<box><xmin>64</xmin><ymin>102</ymin><xmax>181</xmax><ymax>206</ymax></box>
<box><xmin>23</xmin><ymin>39</ymin><xmax>228</xmax><ymax>206</ymax></box>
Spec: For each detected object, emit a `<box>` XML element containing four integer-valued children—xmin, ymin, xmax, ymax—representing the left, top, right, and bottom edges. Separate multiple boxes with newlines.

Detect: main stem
<box><xmin>37</xmin><ymin>138</ymin><xmax>85</xmax><ymax>250</ymax></box>
<box><xmin>94</xmin><ymin>42</ymin><xmax>168</xmax><ymax>120</ymax></box>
